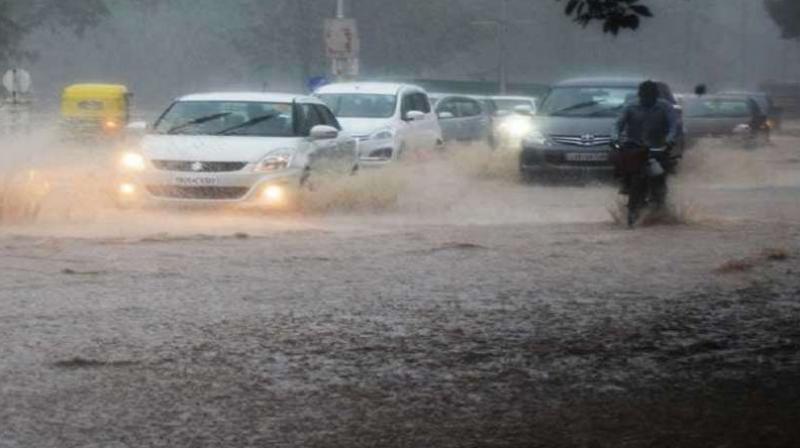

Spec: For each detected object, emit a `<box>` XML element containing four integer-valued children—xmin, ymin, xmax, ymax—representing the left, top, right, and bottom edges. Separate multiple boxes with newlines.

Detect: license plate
<box><xmin>565</xmin><ymin>152</ymin><xmax>608</xmax><ymax>162</ymax></box>
<box><xmin>174</xmin><ymin>176</ymin><xmax>220</xmax><ymax>186</ymax></box>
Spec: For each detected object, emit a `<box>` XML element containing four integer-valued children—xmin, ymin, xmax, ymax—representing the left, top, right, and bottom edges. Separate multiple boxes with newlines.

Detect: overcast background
<box><xmin>16</xmin><ymin>0</ymin><xmax>798</xmax><ymax>109</ymax></box>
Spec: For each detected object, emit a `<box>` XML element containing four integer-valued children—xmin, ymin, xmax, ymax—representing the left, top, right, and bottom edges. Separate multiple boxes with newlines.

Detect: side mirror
<box><xmin>513</xmin><ymin>105</ymin><xmax>534</xmax><ymax>116</ymax></box>
<box><xmin>437</xmin><ymin>111</ymin><xmax>455</xmax><ymax>120</ymax></box>
<box><xmin>405</xmin><ymin>110</ymin><xmax>425</xmax><ymax>121</ymax></box>
<box><xmin>310</xmin><ymin>124</ymin><xmax>339</xmax><ymax>140</ymax></box>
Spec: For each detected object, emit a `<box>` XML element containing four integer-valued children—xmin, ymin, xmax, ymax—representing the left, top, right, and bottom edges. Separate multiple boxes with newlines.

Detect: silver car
<box><xmin>432</xmin><ymin>94</ymin><xmax>492</xmax><ymax>145</ymax></box>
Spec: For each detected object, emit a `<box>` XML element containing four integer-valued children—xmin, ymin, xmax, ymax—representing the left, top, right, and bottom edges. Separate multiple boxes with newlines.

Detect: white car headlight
<box><xmin>256</xmin><ymin>149</ymin><xmax>294</xmax><ymax>172</ymax></box>
<box><xmin>500</xmin><ymin>117</ymin><xmax>534</xmax><ymax>138</ymax></box>
<box><xmin>120</xmin><ymin>152</ymin><xmax>146</xmax><ymax>171</ymax></box>
<box><xmin>522</xmin><ymin>129</ymin><xmax>548</xmax><ymax>146</ymax></box>
<box><xmin>369</xmin><ymin>128</ymin><xmax>395</xmax><ymax>141</ymax></box>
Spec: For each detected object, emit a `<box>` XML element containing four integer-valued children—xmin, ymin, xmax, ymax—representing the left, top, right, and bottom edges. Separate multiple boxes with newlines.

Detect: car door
<box><xmin>458</xmin><ymin>97</ymin><xmax>486</xmax><ymax>142</ymax></box>
<box><xmin>435</xmin><ymin>97</ymin><xmax>461</xmax><ymax>142</ymax></box>
<box><xmin>314</xmin><ymin>103</ymin><xmax>357</xmax><ymax>173</ymax></box>
<box><xmin>411</xmin><ymin>92</ymin><xmax>441</xmax><ymax>150</ymax></box>
<box><xmin>297</xmin><ymin>102</ymin><xmax>337</xmax><ymax>174</ymax></box>
<box><xmin>398</xmin><ymin>91</ymin><xmax>421</xmax><ymax>152</ymax></box>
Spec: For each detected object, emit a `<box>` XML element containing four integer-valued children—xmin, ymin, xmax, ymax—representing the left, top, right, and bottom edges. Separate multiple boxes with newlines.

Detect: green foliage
<box><xmin>765</xmin><ymin>0</ymin><xmax>800</xmax><ymax>39</ymax></box>
<box><xmin>0</xmin><ymin>0</ymin><xmax>110</xmax><ymax>63</ymax></box>
<box><xmin>560</xmin><ymin>0</ymin><xmax>653</xmax><ymax>34</ymax></box>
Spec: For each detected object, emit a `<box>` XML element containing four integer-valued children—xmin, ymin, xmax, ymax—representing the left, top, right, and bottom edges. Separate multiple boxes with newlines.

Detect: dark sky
<box><xmin>18</xmin><ymin>0</ymin><xmax>797</xmax><ymax>110</ymax></box>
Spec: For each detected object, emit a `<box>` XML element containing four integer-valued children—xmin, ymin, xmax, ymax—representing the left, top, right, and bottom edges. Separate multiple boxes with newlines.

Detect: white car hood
<box><xmin>337</xmin><ymin>118</ymin><xmax>393</xmax><ymax>137</ymax></box>
<box><xmin>140</xmin><ymin>135</ymin><xmax>301</xmax><ymax>162</ymax></box>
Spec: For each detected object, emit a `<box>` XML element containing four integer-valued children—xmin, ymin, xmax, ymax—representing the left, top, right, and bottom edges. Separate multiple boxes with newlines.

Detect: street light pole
<box><xmin>499</xmin><ymin>0</ymin><xmax>509</xmax><ymax>94</ymax></box>
<box><xmin>473</xmin><ymin>0</ymin><xmax>533</xmax><ymax>95</ymax></box>
<box><xmin>336</xmin><ymin>0</ymin><xmax>345</xmax><ymax>19</ymax></box>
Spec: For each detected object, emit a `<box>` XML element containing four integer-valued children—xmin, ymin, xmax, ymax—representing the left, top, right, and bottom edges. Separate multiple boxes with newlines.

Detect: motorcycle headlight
<box><xmin>256</xmin><ymin>149</ymin><xmax>294</xmax><ymax>172</ymax></box>
<box><xmin>120</xmin><ymin>152</ymin><xmax>146</xmax><ymax>171</ymax></box>
<box><xmin>369</xmin><ymin>128</ymin><xmax>395</xmax><ymax>141</ymax></box>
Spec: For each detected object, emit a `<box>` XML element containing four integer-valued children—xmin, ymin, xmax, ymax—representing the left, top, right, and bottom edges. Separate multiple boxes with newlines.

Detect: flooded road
<box><xmin>1</xmin><ymin>136</ymin><xmax>799</xmax><ymax>447</ymax></box>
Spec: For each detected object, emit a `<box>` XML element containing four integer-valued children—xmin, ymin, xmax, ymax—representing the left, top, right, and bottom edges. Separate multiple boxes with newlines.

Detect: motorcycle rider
<box><xmin>611</xmin><ymin>80</ymin><xmax>681</xmax><ymax>198</ymax></box>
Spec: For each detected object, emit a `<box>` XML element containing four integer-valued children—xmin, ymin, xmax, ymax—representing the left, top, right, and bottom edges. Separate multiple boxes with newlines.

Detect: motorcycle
<box><xmin>610</xmin><ymin>141</ymin><xmax>678</xmax><ymax>228</ymax></box>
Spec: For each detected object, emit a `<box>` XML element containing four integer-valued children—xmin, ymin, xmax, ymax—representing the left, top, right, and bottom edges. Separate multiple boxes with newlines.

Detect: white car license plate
<box><xmin>174</xmin><ymin>176</ymin><xmax>220</xmax><ymax>186</ymax></box>
<box><xmin>565</xmin><ymin>152</ymin><xmax>608</xmax><ymax>162</ymax></box>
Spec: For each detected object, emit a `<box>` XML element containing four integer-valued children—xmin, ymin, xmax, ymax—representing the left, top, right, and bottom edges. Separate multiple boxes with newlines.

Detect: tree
<box><xmin>0</xmin><ymin>0</ymin><xmax>110</xmax><ymax>64</ymax></box>
<box><xmin>765</xmin><ymin>0</ymin><xmax>800</xmax><ymax>39</ymax></box>
<box><xmin>559</xmin><ymin>0</ymin><xmax>653</xmax><ymax>34</ymax></box>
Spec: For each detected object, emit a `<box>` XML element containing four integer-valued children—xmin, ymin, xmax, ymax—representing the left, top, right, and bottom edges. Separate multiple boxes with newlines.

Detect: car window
<box><xmin>313</xmin><ymin>104</ymin><xmax>341</xmax><ymax>130</ymax></box>
<box><xmin>684</xmin><ymin>99</ymin><xmax>752</xmax><ymax>118</ymax></box>
<box><xmin>297</xmin><ymin>103</ymin><xmax>324</xmax><ymax>136</ymax></box>
<box><xmin>412</xmin><ymin>93</ymin><xmax>431</xmax><ymax>114</ymax></box>
<box><xmin>436</xmin><ymin>98</ymin><xmax>459</xmax><ymax>118</ymax></box>
<box><xmin>152</xmin><ymin>101</ymin><xmax>295</xmax><ymax>136</ymax></box>
<box><xmin>400</xmin><ymin>93</ymin><xmax>415</xmax><ymax>118</ymax></box>
<box><xmin>317</xmin><ymin>94</ymin><xmax>396</xmax><ymax>119</ymax></box>
<box><xmin>458</xmin><ymin>99</ymin><xmax>481</xmax><ymax>117</ymax></box>
<box><xmin>538</xmin><ymin>87</ymin><xmax>635</xmax><ymax>117</ymax></box>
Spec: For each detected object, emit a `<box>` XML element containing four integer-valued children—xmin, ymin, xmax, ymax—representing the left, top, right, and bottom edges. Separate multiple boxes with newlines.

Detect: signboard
<box><xmin>332</xmin><ymin>58</ymin><xmax>359</xmax><ymax>78</ymax></box>
<box><xmin>3</xmin><ymin>69</ymin><xmax>32</xmax><ymax>96</ymax></box>
<box><xmin>325</xmin><ymin>19</ymin><xmax>359</xmax><ymax>59</ymax></box>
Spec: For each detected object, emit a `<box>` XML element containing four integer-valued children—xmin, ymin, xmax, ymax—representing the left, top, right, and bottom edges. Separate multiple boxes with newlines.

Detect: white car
<box><xmin>116</xmin><ymin>92</ymin><xmax>357</xmax><ymax>208</ymax></box>
<box><xmin>315</xmin><ymin>82</ymin><xmax>443</xmax><ymax>165</ymax></box>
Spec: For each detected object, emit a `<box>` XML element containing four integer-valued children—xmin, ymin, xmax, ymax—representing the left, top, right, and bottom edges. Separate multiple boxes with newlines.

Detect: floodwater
<box><xmin>1</xmin><ymin>131</ymin><xmax>799</xmax><ymax>447</ymax></box>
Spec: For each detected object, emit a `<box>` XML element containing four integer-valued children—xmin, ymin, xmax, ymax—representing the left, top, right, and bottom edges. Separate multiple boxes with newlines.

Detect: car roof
<box><xmin>315</xmin><ymin>82</ymin><xmax>423</xmax><ymax>95</ymax></box>
<box><xmin>555</xmin><ymin>77</ymin><xmax>647</xmax><ymax>88</ymax></box>
<box><xmin>177</xmin><ymin>92</ymin><xmax>320</xmax><ymax>104</ymax></box>
<box><xmin>489</xmin><ymin>96</ymin><xmax>536</xmax><ymax>101</ymax></box>
<box><xmin>681</xmin><ymin>94</ymin><xmax>753</xmax><ymax>102</ymax></box>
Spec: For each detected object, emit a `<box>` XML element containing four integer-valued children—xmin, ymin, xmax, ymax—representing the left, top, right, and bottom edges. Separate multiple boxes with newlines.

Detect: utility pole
<box><xmin>336</xmin><ymin>0</ymin><xmax>345</xmax><ymax>19</ymax></box>
<box><xmin>473</xmin><ymin>0</ymin><xmax>534</xmax><ymax>95</ymax></box>
<box><xmin>741</xmin><ymin>0</ymin><xmax>749</xmax><ymax>87</ymax></box>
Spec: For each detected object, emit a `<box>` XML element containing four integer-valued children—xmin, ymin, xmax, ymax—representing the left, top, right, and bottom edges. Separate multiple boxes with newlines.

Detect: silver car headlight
<box><xmin>256</xmin><ymin>149</ymin><xmax>294</xmax><ymax>172</ymax></box>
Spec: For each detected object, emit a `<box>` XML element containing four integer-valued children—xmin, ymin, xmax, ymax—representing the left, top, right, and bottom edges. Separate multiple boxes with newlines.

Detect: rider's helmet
<box><xmin>638</xmin><ymin>81</ymin><xmax>659</xmax><ymax>108</ymax></box>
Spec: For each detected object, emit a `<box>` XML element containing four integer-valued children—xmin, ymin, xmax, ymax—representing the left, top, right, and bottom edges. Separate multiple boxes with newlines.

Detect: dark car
<box><xmin>680</xmin><ymin>94</ymin><xmax>767</xmax><ymax>147</ymax></box>
<box><xmin>519</xmin><ymin>77</ymin><xmax>682</xmax><ymax>180</ymax></box>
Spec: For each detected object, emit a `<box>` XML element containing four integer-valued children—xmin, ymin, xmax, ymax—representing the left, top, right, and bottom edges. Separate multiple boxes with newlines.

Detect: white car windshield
<box><xmin>153</xmin><ymin>101</ymin><xmax>295</xmax><ymax>136</ymax></box>
<box><xmin>317</xmin><ymin>94</ymin><xmax>396</xmax><ymax>118</ymax></box>
<box><xmin>493</xmin><ymin>99</ymin><xmax>534</xmax><ymax>112</ymax></box>
<box><xmin>539</xmin><ymin>87</ymin><xmax>635</xmax><ymax>118</ymax></box>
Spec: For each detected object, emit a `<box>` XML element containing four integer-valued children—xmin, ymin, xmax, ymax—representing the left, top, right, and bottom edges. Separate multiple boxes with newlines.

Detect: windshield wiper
<box><xmin>549</xmin><ymin>101</ymin><xmax>600</xmax><ymax>116</ymax></box>
<box><xmin>166</xmin><ymin>112</ymin><xmax>231</xmax><ymax>134</ymax></box>
<box><xmin>215</xmin><ymin>113</ymin><xmax>280</xmax><ymax>135</ymax></box>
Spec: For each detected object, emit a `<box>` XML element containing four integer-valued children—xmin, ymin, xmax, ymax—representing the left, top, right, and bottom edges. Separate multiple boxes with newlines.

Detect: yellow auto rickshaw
<box><xmin>60</xmin><ymin>84</ymin><xmax>132</xmax><ymax>139</ymax></box>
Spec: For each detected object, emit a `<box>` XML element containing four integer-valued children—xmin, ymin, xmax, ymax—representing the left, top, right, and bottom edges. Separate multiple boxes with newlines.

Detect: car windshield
<box><xmin>683</xmin><ymin>98</ymin><xmax>751</xmax><ymax>118</ymax></box>
<box><xmin>153</xmin><ymin>101</ymin><xmax>295</xmax><ymax>136</ymax></box>
<box><xmin>317</xmin><ymin>93</ymin><xmax>396</xmax><ymax>118</ymax></box>
<box><xmin>538</xmin><ymin>86</ymin><xmax>635</xmax><ymax>117</ymax></box>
